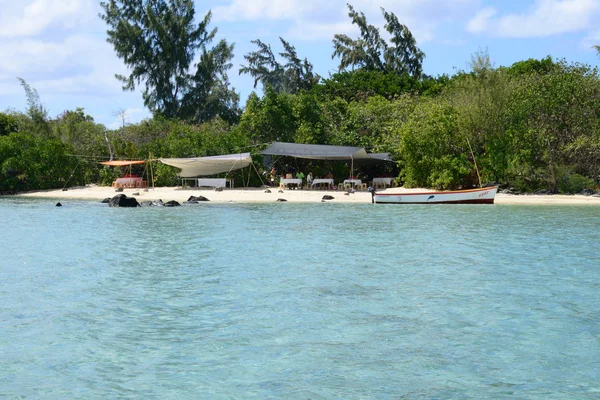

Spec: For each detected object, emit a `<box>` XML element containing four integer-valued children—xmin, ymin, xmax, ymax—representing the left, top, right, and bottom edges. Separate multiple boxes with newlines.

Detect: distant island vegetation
<box><xmin>1</xmin><ymin>0</ymin><xmax>599</xmax><ymax>194</ymax></box>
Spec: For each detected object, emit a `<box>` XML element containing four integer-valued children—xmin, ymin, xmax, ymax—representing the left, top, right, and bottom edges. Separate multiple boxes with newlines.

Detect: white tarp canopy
<box><xmin>159</xmin><ymin>153</ymin><xmax>252</xmax><ymax>177</ymax></box>
<box><xmin>261</xmin><ymin>142</ymin><xmax>392</xmax><ymax>162</ymax></box>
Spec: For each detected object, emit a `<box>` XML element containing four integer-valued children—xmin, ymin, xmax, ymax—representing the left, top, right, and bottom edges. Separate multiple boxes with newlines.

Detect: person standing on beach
<box><xmin>296</xmin><ymin>171</ymin><xmax>305</xmax><ymax>189</ymax></box>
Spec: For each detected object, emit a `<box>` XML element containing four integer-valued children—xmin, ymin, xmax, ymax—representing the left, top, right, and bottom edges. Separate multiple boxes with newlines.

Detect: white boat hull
<box><xmin>374</xmin><ymin>187</ymin><xmax>498</xmax><ymax>204</ymax></box>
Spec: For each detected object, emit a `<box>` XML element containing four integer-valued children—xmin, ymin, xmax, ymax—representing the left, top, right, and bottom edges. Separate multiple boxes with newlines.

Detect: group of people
<box><xmin>268</xmin><ymin>167</ymin><xmax>335</xmax><ymax>189</ymax></box>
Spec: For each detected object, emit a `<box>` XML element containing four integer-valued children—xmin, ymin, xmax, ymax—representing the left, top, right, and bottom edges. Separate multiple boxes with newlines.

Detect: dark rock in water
<box><xmin>264</xmin><ymin>189</ymin><xmax>271</xmax><ymax>193</ymax></box>
<box><xmin>56</xmin><ymin>202</ymin><xmax>62</xmax><ymax>207</ymax></box>
<box><xmin>322</xmin><ymin>195</ymin><xmax>334</xmax><ymax>200</ymax></box>
<box><xmin>132</xmin><ymin>192</ymin><xmax>140</xmax><ymax>196</ymax></box>
<box><xmin>140</xmin><ymin>200</ymin><xmax>164</xmax><ymax>207</ymax></box>
<box><xmin>101</xmin><ymin>198</ymin><xmax>110</xmax><ymax>203</ymax></box>
<box><xmin>276</xmin><ymin>198</ymin><xmax>287</xmax><ymax>202</ymax></box>
<box><xmin>164</xmin><ymin>200</ymin><xmax>181</xmax><ymax>207</ymax></box>
<box><xmin>62</xmin><ymin>188</ymin><xmax>68</xmax><ymax>192</ymax></box>
<box><xmin>115</xmin><ymin>187</ymin><xmax>123</xmax><ymax>192</ymax></box>
<box><xmin>580</xmin><ymin>188</ymin><xmax>595</xmax><ymax>196</ymax></box>
<box><xmin>109</xmin><ymin>194</ymin><xmax>140</xmax><ymax>207</ymax></box>
<box><xmin>187</xmin><ymin>195</ymin><xmax>209</xmax><ymax>202</ymax></box>
<box><xmin>214</xmin><ymin>187</ymin><xmax>223</xmax><ymax>192</ymax></box>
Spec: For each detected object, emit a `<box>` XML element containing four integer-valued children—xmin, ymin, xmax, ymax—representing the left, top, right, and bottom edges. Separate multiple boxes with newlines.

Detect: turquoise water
<box><xmin>1</xmin><ymin>197</ymin><xmax>599</xmax><ymax>399</ymax></box>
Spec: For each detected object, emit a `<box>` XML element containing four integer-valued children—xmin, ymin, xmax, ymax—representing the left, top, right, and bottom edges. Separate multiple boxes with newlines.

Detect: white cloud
<box><xmin>466</xmin><ymin>0</ymin><xmax>600</xmax><ymax>37</ymax></box>
<box><xmin>214</xmin><ymin>0</ymin><xmax>479</xmax><ymax>42</ymax></box>
<box><xmin>0</xmin><ymin>0</ymin><xmax>94</xmax><ymax>38</ymax></box>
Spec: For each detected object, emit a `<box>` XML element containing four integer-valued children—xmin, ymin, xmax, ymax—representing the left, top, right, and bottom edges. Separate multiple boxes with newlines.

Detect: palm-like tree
<box><xmin>240</xmin><ymin>38</ymin><xmax>320</xmax><ymax>94</ymax></box>
<box><xmin>332</xmin><ymin>3</ymin><xmax>424</xmax><ymax>78</ymax></box>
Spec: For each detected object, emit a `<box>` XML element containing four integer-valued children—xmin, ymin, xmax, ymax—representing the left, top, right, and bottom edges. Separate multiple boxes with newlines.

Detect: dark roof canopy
<box><xmin>261</xmin><ymin>142</ymin><xmax>392</xmax><ymax>162</ymax></box>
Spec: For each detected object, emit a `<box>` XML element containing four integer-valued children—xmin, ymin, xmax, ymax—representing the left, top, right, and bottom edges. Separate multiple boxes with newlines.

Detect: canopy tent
<box><xmin>99</xmin><ymin>159</ymin><xmax>152</xmax><ymax>189</ymax></box>
<box><xmin>159</xmin><ymin>153</ymin><xmax>253</xmax><ymax>178</ymax></box>
<box><xmin>260</xmin><ymin>142</ymin><xmax>392</xmax><ymax>162</ymax></box>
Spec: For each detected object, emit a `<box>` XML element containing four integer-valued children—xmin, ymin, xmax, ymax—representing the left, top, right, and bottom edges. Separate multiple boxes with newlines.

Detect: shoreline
<box><xmin>10</xmin><ymin>185</ymin><xmax>600</xmax><ymax>205</ymax></box>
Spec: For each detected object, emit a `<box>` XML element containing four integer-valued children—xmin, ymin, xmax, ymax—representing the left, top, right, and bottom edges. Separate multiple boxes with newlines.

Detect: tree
<box><xmin>468</xmin><ymin>47</ymin><xmax>494</xmax><ymax>76</ymax></box>
<box><xmin>0</xmin><ymin>112</ymin><xmax>19</xmax><ymax>136</ymax></box>
<box><xmin>240</xmin><ymin>38</ymin><xmax>320</xmax><ymax>94</ymax></box>
<box><xmin>99</xmin><ymin>0</ymin><xmax>240</xmax><ymax>123</ymax></box>
<box><xmin>17</xmin><ymin>78</ymin><xmax>51</xmax><ymax>138</ymax></box>
<box><xmin>332</xmin><ymin>4</ymin><xmax>424</xmax><ymax>77</ymax></box>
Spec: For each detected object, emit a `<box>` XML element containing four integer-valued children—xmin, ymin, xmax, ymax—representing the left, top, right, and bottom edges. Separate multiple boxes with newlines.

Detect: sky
<box><xmin>1</xmin><ymin>0</ymin><xmax>600</xmax><ymax>129</ymax></box>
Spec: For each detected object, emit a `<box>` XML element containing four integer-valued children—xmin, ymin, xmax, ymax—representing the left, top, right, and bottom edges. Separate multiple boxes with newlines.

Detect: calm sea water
<box><xmin>0</xmin><ymin>197</ymin><xmax>599</xmax><ymax>399</ymax></box>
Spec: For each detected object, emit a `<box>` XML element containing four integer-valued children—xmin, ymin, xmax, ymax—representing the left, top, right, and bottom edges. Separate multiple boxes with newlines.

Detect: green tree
<box><xmin>332</xmin><ymin>3</ymin><xmax>424</xmax><ymax>77</ymax></box>
<box><xmin>17</xmin><ymin>78</ymin><xmax>51</xmax><ymax>138</ymax></box>
<box><xmin>100</xmin><ymin>0</ymin><xmax>240</xmax><ymax>123</ymax></box>
<box><xmin>0</xmin><ymin>112</ymin><xmax>20</xmax><ymax>136</ymax></box>
<box><xmin>240</xmin><ymin>37</ymin><xmax>320</xmax><ymax>94</ymax></box>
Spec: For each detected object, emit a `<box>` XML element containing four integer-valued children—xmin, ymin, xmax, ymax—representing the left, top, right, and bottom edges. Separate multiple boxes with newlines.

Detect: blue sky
<box><xmin>1</xmin><ymin>0</ymin><xmax>600</xmax><ymax>129</ymax></box>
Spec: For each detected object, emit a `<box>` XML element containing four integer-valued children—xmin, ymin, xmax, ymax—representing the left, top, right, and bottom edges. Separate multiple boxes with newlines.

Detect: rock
<box><xmin>187</xmin><ymin>196</ymin><xmax>209</xmax><ymax>202</ymax></box>
<box><xmin>278</xmin><ymin>190</ymin><xmax>284</xmax><ymax>193</ymax></box>
<box><xmin>214</xmin><ymin>187</ymin><xmax>224</xmax><ymax>192</ymax></box>
<box><xmin>535</xmin><ymin>189</ymin><xmax>550</xmax><ymax>195</ymax></box>
<box><xmin>344</xmin><ymin>192</ymin><xmax>350</xmax><ymax>196</ymax></box>
<box><xmin>322</xmin><ymin>195</ymin><xmax>334</xmax><ymax>200</ymax></box>
<box><xmin>140</xmin><ymin>200</ymin><xmax>164</xmax><ymax>207</ymax></box>
<box><xmin>143</xmin><ymin>189</ymin><xmax>149</xmax><ymax>192</ymax></box>
<box><xmin>580</xmin><ymin>188</ymin><xmax>595</xmax><ymax>196</ymax></box>
<box><xmin>62</xmin><ymin>188</ymin><xmax>68</xmax><ymax>192</ymax></box>
<box><xmin>115</xmin><ymin>187</ymin><xmax>123</xmax><ymax>192</ymax></box>
<box><xmin>264</xmin><ymin>189</ymin><xmax>271</xmax><ymax>193</ymax></box>
<box><xmin>164</xmin><ymin>200</ymin><xmax>181</xmax><ymax>207</ymax></box>
<box><xmin>56</xmin><ymin>202</ymin><xmax>62</xmax><ymax>207</ymax></box>
<box><xmin>100</xmin><ymin>198</ymin><xmax>111</xmax><ymax>203</ymax></box>
<box><xmin>276</xmin><ymin>198</ymin><xmax>287</xmax><ymax>202</ymax></box>
<box><xmin>132</xmin><ymin>192</ymin><xmax>140</xmax><ymax>196</ymax></box>
<box><xmin>108</xmin><ymin>194</ymin><xmax>140</xmax><ymax>208</ymax></box>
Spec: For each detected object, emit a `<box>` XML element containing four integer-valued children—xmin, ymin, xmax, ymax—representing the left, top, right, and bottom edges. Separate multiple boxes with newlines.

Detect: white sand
<box><xmin>15</xmin><ymin>185</ymin><xmax>600</xmax><ymax>205</ymax></box>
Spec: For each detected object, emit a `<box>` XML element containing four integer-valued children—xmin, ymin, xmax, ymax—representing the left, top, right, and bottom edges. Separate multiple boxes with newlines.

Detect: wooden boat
<box><xmin>373</xmin><ymin>186</ymin><xmax>498</xmax><ymax>204</ymax></box>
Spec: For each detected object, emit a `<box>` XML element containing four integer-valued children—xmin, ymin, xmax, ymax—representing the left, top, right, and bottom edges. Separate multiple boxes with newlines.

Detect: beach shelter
<box><xmin>159</xmin><ymin>153</ymin><xmax>253</xmax><ymax>187</ymax></box>
<box><xmin>260</xmin><ymin>142</ymin><xmax>393</xmax><ymax>180</ymax></box>
<box><xmin>99</xmin><ymin>159</ymin><xmax>152</xmax><ymax>189</ymax></box>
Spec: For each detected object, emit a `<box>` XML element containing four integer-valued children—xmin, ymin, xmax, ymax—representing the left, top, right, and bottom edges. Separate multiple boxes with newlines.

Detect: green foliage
<box><xmin>504</xmin><ymin>56</ymin><xmax>558</xmax><ymax>77</ymax></box>
<box><xmin>17</xmin><ymin>78</ymin><xmax>51</xmax><ymax>138</ymax></box>
<box><xmin>100</xmin><ymin>0</ymin><xmax>240</xmax><ymax>123</ymax></box>
<box><xmin>396</xmin><ymin>99</ymin><xmax>471</xmax><ymax>189</ymax></box>
<box><xmin>237</xmin><ymin>87</ymin><xmax>297</xmax><ymax>145</ymax></box>
<box><xmin>0</xmin><ymin>112</ymin><xmax>20</xmax><ymax>136</ymax></box>
<box><xmin>556</xmin><ymin>166</ymin><xmax>595</xmax><ymax>194</ymax></box>
<box><xmin>332</xmin><ymin>4</ymin><xmax>424</xmax><ymax>77</ymax></box>
<box><xmin>98</xmin><ymin>166</ymin><xmax>122</xmax><ymax>187</ymax></box>
<box><xmin>0</xmin><ymin>132</ymin><xmax>77</xmax><ymax>192</ymax></box>
<box><xmin>240</xmin><ymin>37</ymin><xmax>320</xmax><ymax>94</ymax></box>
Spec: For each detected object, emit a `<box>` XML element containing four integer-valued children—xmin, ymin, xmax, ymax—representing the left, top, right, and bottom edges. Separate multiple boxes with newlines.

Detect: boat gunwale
<box><xmin>374</xmin><ymin>186</ymin><xmax>498</xmax><ymax>197</ymax></box>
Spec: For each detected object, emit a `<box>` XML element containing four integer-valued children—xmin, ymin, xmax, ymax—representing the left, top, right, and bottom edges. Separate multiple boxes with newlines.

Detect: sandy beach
<box><xmin>14</xmin><ymin>184</ymin><xmax>600</xmax><ymax>205</ymax></box>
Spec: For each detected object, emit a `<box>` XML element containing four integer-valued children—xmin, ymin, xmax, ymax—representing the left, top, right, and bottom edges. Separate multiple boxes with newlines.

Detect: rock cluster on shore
<box><xmin>105</xmin><ymin>194</ymin><xmax>212</xmax><ymax>207</ymax></box>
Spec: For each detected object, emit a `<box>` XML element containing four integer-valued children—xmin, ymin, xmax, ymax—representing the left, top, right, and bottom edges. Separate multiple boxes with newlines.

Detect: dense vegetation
<box><xmin>1</xmin><ymin>1</ymin><xmax>599</xmax><ymax>194</ymax></box>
